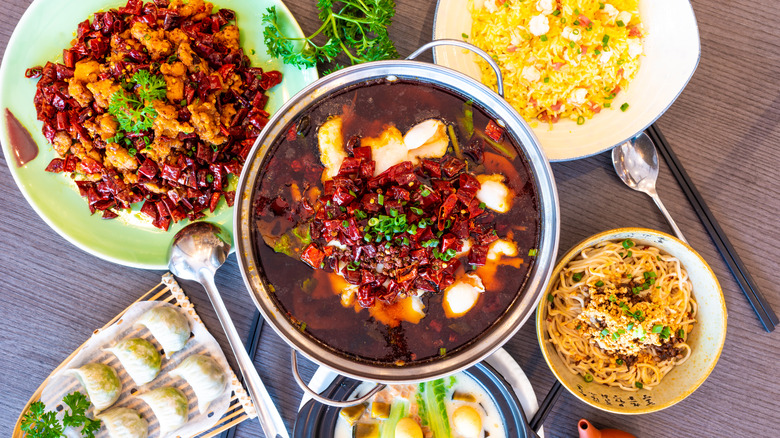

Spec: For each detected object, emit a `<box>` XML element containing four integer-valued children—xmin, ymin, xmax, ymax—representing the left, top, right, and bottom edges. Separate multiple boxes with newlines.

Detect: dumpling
<box><xmin>105</xmin><ymin>338</ymin><xmax>161</xmax><ymax>385</ymax></box>
<box><xmin>137</xmin><ymin>387</ymin><xmax>189</xmax><ymax>437</ymax></box>
<box><xmin>136</xmin><ymin>306</ymin><xmax>190</xmax><ymax>357</ymax></box>
<box><xmin>67</xmin><ymin>363</ymin><xmax>122</xmax><ymax>412</ymax></box>
<box><xmin>170</xmin><ymin>354</ymin><xmax>227</xmax><ymax>413</ymax></box>
<box><xmin>95</xmin><ymin>407</ymin><xmax>148</xmax><ymax>438</ymax></box>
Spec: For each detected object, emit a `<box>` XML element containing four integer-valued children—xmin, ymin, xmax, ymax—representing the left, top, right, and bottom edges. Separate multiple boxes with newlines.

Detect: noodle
<box><xmin>544</xmin><ymin>239</ymin><xmax>696</xmax><ymax>390</ymax></box>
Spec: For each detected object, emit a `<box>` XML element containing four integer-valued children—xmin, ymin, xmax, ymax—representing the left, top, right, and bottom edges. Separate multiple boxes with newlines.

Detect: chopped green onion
<box><xmin>420</xmin><ymin>188</ymin><xmax>431</xmax><ymax>197</ymax></box>
<box><xmin>543</xmin><ymin>76</ymin><xmax>550</xmax><ymax>83</ymax></box>
<box><xmin>626</xmin><ymin>250</ymin><xmax>632</xmax><ymax>258</ymax></box>
<box><xmin>128</xmin><ymin>147</ymin><xmax>137</xmax><ymax>156</ymax></box>
<box><xmin>547</xmin><ymin>293</ymin><xmax>554</xmax><ymax>302</ymax></box>
<box><xmin>584</xmin><ymin>374</ymin><xmax>594</xmax><ymax>383</ymax></box>
<box><xmin>594</xmin><ymin>49</ymin><xmax>601</xmax><ymax>55</ymax></box>
<box><xmin>678</xmin><ymin>328</ymin><xmax>686</xmax><ymax>338</ymax></box>
<box><xmin>621</xmin><ymin>102</ymin><xmax>630</xmax><ymax>112</ymax></box>
<box><xmin>604</xmin><ymin>103</ymin><xmax>611</xmax><ymax>108</ymax></box>
<box><xmin>478</xmin><ymin>202</ymin><xmax>486</xmax><ymax>210</ymax></box>
<box><xmin>622</xmin><ymin>239</ymin><xmax>635</xmax><ymax>249</ymax></box>
<box><xmin>573</xmin><ymin>20</ymin><xmax>580</xmax><ymax>26</ymax></box>
<box><xmin>627</xmin><ymin>323</ymin><xmax>634</xmax><ymax>330</ymax></box>
<box><xmin>377</xmin><ymin>194</ymin><xmax>384</xmax><ymax>205</ymax></box>
<box><xmin>599</xmin><ymin>2</ymin><xmax>605</xmax><ymax>9</ymax></box>
<box><xmin>342</xmin><ymin>220</ymin><xmax>349</xmax><ymax>228</ymax></box>
<box><xmin>660</xmin><ymin>326</ymin><xmax>671</xmax><ymax>340</ymax></box>
<box><xmin>528</xmin><ymin>248</ymin><xmax>538</xmax><ymax>256</ymax></box>
<box><xmin>410</xmin><ymin>206</ymin><xmax>424</xmax><ymax>215</ymax></box>
<box><xmin>595</xmin><ymin>280</ymin><xmax>605</xmax><ymax>287</ymax></box>
<box><xmin>552</xmin><ymin>9</ymin><xmax>561</xmax><ymax>16</ymax></box>
<box><xmin>572</xmin><ymin>272</ymin><xmax>584</xmax><ymax>282</ymax></box>
<box><xmin>462</xmin><ymin>33</ymin><xmax>469</xmax><ymax>39</ymax></box>
<box><xmin>616</xmin><ymin>359</ymin><xmax>624</xmax><ymax>365</ymax></box>
<box><xmin>569</xmin><ymin>41</ymin><xmax>575</xmax><ymax>48</ymax></box>
<box><xmin>602</xmin><ymin>34</ymin><xmax>610</xmax><ymax>47</ymax></box>
<box><xmin>651</xmin><ymin>324</ymin><xmax>664</xmax><ymax>334</ymax></box>
<box><xmin>439</xmin><ymin>347</ymin><xmax>447</xmax><ymax>356</ymax></box>
<box><xmin>576</xmin><ymin>323</ymin><xmax>582</xmax><ymax>330</ymax></box>
<box><xmin>600</xmin><ymin>329</ymin><xmax>610</xmax><ymax>337</ymax></box>
<box><xmin>389</xmin><ymin>209</ymin><xmax>398</xmax><ymax>217</ymax></box>
<box><xmin>540</xmin><ymin>35</ymin><xmax>548</xmax><ymax>42</ymax></box>
<box><xmin>617</xmin><ymin>20</ymin><xmax>625</xmax><ymax>27</ymax></box>
<box><xmin>577</xmin><ymin>116</ymin><xmax>585</xmax><ymax>125</ymax></box>
<box><xmin>354</xmin><ymin>210</ymin><xmax>367</xmax><ymax>220</ymax></box>
<box><xmin>422</xmin><ymin>239</ymin><xmax>439</xmax><ymax>248</ymax></box>
<box><xmin>608</xmin><ymin>294</ymin><xmax>617</xmax><ymax>302</ymax></box>
<box><xmin>368</xmin><ymin>218</ymin><xmax>379</xmax><ymax>227</ymax></box>
<box><xmin>206</xmin><ymin>174</ymin><xmax>214</xmax><ymax>183</ymax></box>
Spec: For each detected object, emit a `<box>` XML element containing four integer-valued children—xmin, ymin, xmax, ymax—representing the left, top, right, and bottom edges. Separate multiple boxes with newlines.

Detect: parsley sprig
<box><xmin>262</xmin><ymin>0</ymin><xmax>398</xmax><ymax>71</ymax></box>
<box><xmin>108</xmin><ymin>70</ymin><xmax>167</xmax><ymax>134</ymax></box>
<box><xmin>21</xmin><ymin>391</ymin><xmax>101</xmax><ymax>438</ymax></box>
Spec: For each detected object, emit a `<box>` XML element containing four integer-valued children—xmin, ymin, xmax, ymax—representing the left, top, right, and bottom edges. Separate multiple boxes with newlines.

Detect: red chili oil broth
<box><xmin>250</xmin><ymin>79</ymin><xmax>540</xmax><ymax>365</ymax></box>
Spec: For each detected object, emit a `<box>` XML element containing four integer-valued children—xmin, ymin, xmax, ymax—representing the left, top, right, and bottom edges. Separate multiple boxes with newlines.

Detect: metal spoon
<box><xmin>169</xmin><ymin>222</ymin><xmax>289</xmax><ymax>438</ymax></box>
<box><xmin>612</xmin><ymin>132</ymin><xmax>687</xmax><ymax>243</ymax></box>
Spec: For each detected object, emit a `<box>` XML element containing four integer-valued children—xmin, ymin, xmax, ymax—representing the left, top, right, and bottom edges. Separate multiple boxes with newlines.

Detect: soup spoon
<box><xmin>612</xmin><ymin>132</ymin><xmax>687</xmax><ymax>243</ymax></box>
<box><xmin>169</xmin><ymin>222</ymin><xmax>289</xmax><ymax>438</ymax></box>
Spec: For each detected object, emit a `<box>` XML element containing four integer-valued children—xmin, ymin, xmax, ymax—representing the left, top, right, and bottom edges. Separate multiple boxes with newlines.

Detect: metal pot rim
<box><xmin>234</xmin><ymin>58</ymin><xmax>560</xmax><ymax>384</ymax></box>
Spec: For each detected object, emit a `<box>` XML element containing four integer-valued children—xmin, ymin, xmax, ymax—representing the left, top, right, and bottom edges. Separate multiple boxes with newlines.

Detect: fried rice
<box><xmin>469</xmin><ymin>0</ymin><xmax>644</xmax><ymax>126</ymax></box>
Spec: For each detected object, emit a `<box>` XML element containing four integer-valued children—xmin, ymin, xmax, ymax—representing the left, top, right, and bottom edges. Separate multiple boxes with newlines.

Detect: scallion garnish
<box><xmin>584</xmin><ymin>374</ymin><xmax>594</xmax><ymax>383</ymax></box>
<box><xmin>635</xmin><ymin>382</ymin><xmax>643</xmax><ymax>389</ymax></box>
<box><xmin>572</xmin><ymin>272</ymin><xmax>584</xmax><ymax>282</ymax></box>
<box><xmin>621</xmin><ymin>102</ymin><xmax>629</xmax><ymax>112</ymax></box>
<box><xmin>528</xmin><ymin>248</ymin><xmax>538</xmax><ymax>256</ymax></box>
<box><xmin>622</xmin><ymin>239</ymin><xmax>634</xmax><ymax>249</ymax></box>
<box><xmin>595</xmin><ymin>280</ymin><xmax>604</xmax><ymax>287</ymax></box>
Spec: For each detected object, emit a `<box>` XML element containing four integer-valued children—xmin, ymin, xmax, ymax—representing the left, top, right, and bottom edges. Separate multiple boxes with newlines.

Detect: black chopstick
<box><xmin>646</xmin><ymin>124</ymin><xmax>778</xmax><ymax>332</ymax></box>
<box><xmin>529</xmin><ymin>380</ymin><xmax>563</xmax><ymax>432</ymax></box>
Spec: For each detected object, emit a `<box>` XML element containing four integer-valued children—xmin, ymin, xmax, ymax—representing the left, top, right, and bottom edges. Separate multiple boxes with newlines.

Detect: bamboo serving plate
<box><xmin>13</xmin><ymin>273</ymin><xmax>257</xmax><ymax>437</ymax></box>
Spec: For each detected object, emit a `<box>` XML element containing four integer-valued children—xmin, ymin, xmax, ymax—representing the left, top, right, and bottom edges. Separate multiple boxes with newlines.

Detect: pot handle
<box><xmin>290</xmin><ymin>349</ymin><xmax>387</xmax><ymax>407</ymax></box>
<box><xmin>406</xmin><ymin>39</ymin><xmax>504</xmax><ymax>97</ymax></box>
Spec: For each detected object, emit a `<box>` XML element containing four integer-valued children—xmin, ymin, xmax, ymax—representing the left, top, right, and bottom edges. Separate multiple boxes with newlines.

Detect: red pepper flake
<box><xmin>484</xmin><ymin>120</ymin><xmax>504</xmax><ymax>142</ymax></box>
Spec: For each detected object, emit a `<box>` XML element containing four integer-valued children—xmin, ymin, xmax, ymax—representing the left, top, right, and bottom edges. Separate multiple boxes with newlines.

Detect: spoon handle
<box><xmin>200</xmin><ymin>273</ymin><xmax>290</xmax><ymax>438</ymax></box>
<box><xmin>649</xmin><ymin>192</ymin><xmax>688</xmax><ymax>243</ymax></box>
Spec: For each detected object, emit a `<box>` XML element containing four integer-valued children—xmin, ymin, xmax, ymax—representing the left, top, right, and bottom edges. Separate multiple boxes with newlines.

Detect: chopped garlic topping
<box><xmin>521</xmin><ymin>65</ymin><xmax>541</xmax><ymax>82</ymax></box>
<box><xmin>561</xmin><ymin>26</ymin><xmax>581</xmax><ymax>42</ymax></box>
<box><xmin>535</xmin><ymin>0</ymin><xmax>554</xmax><ymax>15</ymax></box>
<box><xmin>529</xmin><ymin>14</ymin><xmax>549</xmax><ymax>36</ymax></box>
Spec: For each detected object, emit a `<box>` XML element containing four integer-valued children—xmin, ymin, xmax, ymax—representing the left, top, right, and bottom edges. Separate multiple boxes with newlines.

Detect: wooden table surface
<box><xmin>1</xmin><ymin>0</ymin><xmax>778</xmax><ymax>437</ymax></box>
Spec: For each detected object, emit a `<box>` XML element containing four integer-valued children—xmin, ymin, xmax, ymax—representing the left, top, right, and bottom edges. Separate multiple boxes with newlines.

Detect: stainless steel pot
<box><xmin>234</xmin><ymin>41</ymin><xmax>559</xmax><ymax>405</ymax></box>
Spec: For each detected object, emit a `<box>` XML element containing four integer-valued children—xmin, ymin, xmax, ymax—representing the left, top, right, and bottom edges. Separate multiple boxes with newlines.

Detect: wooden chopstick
<box><xmin>529</xmin><ymin>380</ymin><xmax>563</xmax><ymax>432</ymax></box>
<box><xmin>646</xmin><ymin>124</ymin><xmax>778</xmax><ymax>332</ymax></box>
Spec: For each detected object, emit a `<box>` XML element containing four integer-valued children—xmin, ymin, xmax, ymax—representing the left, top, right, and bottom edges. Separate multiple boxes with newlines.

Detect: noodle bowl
<box><xmin>536</xmin><ymin>228</ymin><xmax>727</xmax><ymax>414</ymax></box>
<box><xmin>544</xmin><ymin>239</ymin><xmax>696</xmax><ymax>390</ymax></box>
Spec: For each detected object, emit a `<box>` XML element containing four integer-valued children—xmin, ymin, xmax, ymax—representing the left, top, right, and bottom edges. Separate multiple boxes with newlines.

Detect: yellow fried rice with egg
<box><xmin>469</xmin><ymin>0</ymin><xmax>644</xmax><ymax>125</ymax></box>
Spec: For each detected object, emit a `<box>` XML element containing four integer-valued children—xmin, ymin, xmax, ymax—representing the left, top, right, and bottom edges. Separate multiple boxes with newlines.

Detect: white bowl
<box><xmin>433</xmin><ymin>0</ymin><xmax>700</xmax><ymax>161</ymax></box>
<box><xmin>536</xmin><ymin>228</ymin><xmax>727</xmax><ymax>414</ymax></box>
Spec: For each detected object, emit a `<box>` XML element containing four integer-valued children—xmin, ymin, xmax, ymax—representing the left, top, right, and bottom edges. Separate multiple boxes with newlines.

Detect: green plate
<box><xmin>0</xmin><ymin>0</ymin><xmax>317</xmax><ymax>269</ymax></box>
